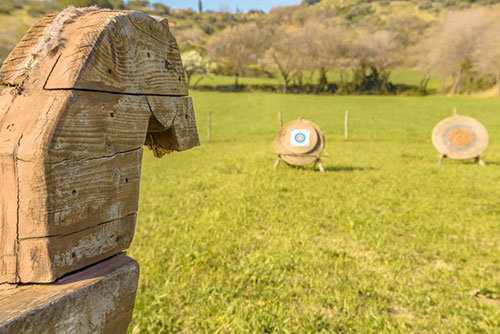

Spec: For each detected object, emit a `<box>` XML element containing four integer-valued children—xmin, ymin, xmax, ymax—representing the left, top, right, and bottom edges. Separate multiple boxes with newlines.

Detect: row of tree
<box><xmin>183</xmin><ymin>7</ymin><xmax>500</xmax><ymax>95</ymax></box>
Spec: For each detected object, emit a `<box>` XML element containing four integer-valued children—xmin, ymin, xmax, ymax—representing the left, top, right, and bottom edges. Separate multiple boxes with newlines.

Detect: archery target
<box><xmin>274</xmin><ymin>118</ymin><xmax>325</xmax><ymax>166</ymax></box>
<box><xmin>432</xmin><ymin>115</ymin><xmax>488</xmax><ymax>160</ymax></box>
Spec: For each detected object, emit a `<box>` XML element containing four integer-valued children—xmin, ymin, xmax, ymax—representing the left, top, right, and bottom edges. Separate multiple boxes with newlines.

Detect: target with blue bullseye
<box><xmin>291</xmin><ymin>129</ymin><xmax>310</xmax><ymax>147</ymax></box>
<box><xmin>274</xmin><ymin>117</ymin><xmax>325</xmax><ymax>166</ymax></box>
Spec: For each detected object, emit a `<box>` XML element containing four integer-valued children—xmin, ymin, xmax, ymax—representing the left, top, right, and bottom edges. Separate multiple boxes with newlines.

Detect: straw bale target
<box><xmin>432</xmin><ymin>114</ymin><xmax>488</xmax><ymax>164</ymax></box>
<box><xmin>274</xmin><ymin>117</ymin><xmax>325</xmax><ymax>171</ymax></box>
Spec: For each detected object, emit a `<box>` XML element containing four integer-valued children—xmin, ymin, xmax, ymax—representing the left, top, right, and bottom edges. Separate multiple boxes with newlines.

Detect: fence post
<box><xmin>345</xmin><ymin>111</ymin><xmax>349</xmax><ymax>140</ymax></box>
<box><xmin>208</xmin><ymin>111</ymin><xmax>212</xmax><ymax>142</ymax></box>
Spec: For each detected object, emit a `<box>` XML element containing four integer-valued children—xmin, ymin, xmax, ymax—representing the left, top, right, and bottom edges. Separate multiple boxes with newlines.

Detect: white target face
<box><xmin>291</xmin><ymin>129</ymin><xmax>310</xmax><ymax>147</ymax></box>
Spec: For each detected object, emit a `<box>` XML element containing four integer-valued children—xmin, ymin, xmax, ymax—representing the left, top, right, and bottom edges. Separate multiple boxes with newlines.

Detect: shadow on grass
<box><xmin>479</xmin><ymin>160</ymin><xmax>500</xmax><ymax>166</ymax></box>
<box><xmin>324</xmin><ymin>166</ymin><xmax>375</xmax><ymax>172</ymax></box>
<box><xmin>445</xmin><ymin>159</ymin><xmax>496</xmax><ymax>166</ymax></box>
<box><xmin>282</xmin><ymin>165</ymin><xmax>373</xmax><ymax>172</ymax></box>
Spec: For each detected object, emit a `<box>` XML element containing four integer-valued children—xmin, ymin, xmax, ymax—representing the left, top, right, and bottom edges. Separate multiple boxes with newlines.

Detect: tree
<box><xmin>181</xmin><ymin>50</ymin><xmax>216</xmax><ymax>87</ymax></box>
<box><xmin>353</xmin><ymin>30</ymin><xmax>402</xmax><ymax>91</ymax></box>
<box><xmin>266</xmin><ymin>5</ymin><xmax>302</xmax><ymax>26</ymax></box>
<box><xmin>301</xmin><ymin>20</ymin><xmax>347</xmax><ymax>90</ymax></box>
<box><xmin>265</xmin><ymin>26</ymin><xmax>305</xmax><ymax>93</ymax></box>
<box><xmin>61</xmin><ymin>0</ymin><xmax>114</xmax><ymax>9</ymax></box>
<box><xmin>127</xmin><ymin>0</ymin><xmax>150</xmax><ymax>11</ymax></box>
<box><xmin>414</xmin><ymin>9</ymin><xmax>491</xmax><ymax>94</ymax></box>
<box><xmin>152</xmin><ymin>3</ymin><xmax>170</xmax><ymax>15</ymax></box>
<box><xmin>386</xmin><ymin>14</ymin><xmax>430</xmax><ymax>52</ymax></box>
<box><xmin>198</xmin><ymin>0</ymin><xmax>202</xmax><ymax>14</ymax></box>
<box><xmin>172</xmin><ymin>28</ymin><xmax>203</xmax><ymax>52</ymax></box>
<box><xmin>302</xmin><ymin>0</ymin><xmax>322</xmax><ymax>5</ymax></box>
<box><xmin>207</xmin><ymin>22</ymin><xmax>268</xmax><ymax>88</ymax></box>
<box><xmin>473</xmin><ymin>16</ymin><xmax>500</xmax><ymax>95</ymax></box>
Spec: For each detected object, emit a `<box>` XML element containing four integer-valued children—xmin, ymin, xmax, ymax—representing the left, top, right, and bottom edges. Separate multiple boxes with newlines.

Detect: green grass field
<box><xmin>128</xmin><ymin>92</ymin><xmax>500</xmax><ymax>333</ymax></box>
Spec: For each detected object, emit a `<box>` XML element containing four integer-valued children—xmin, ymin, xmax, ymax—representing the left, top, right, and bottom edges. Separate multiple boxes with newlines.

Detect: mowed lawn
<box><xmin>128</xmin><ymin>92</ymin><xmax>500</xmax><ymax>333</ymax></box>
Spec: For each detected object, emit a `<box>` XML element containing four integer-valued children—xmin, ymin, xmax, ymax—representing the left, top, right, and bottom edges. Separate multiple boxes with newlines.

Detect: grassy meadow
<box><xmin>128</xmin><ymin>92</ymin><xmax>500</xmax><ymax>333</ymax></box>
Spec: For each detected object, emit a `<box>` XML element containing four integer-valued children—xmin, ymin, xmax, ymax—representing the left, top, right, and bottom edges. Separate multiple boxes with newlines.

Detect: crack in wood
<box><xmin>18</xmin><ymin>213</ymin><xmax>136</xmax><ymax>240</ymax></box>
<box><xmin>46</xmin><ymin>146</ymin><xmax>142</xmax><ymax>166</ymax></box>
<box><xmin>14</xmin><ymin>134</ymin><xmax>23</xmax><ymax>283</ymax></box>
<box><xmin>43</xmin><ymin>86</ymin><xmax>188</xmax><ymax>98</ymax></box>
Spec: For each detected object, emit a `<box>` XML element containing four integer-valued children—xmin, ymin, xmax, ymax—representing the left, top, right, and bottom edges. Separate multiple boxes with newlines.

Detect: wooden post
<box><xmin>278</xmin><ymin>111</ymin><xmax>283</xmax><ymax>128</ymax></box>
<box><xmin>344</xmin><ymin>111</ymin><xmax>349</xmax><ymax>140</ymax></box>
<box><xmin>438</xmin><ymin>154</ymin><xmax>445</xmax><ymax>165</ymax></box>
<box><xmin>208</xmin><ymin>111</ymin><xmax>211</xmax><ymax>142</ymax></box>
<box><xmin>477</xmin><ymin>154</ymin><xmax>485</xmax><ymax>166</ymax></box>
<box><xmin>317</xmin><ymin>159</ymin><xmax>326</xmax><ymax>173</ymax></box>
<box><xmin>274</xmin><ymin>157</ymin><xmax>281</xmax><ymax>169</ymax></box>
<box><xmin>453</xmin><ymin>107</ymin><xmax>458</xmax><ymax>116</ymax></box>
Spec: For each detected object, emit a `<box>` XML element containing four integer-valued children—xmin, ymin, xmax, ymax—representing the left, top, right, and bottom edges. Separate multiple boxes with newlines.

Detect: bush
<box><xmin>0</xmin><ymin>0</ymin><xmax>15</xmax><ymax>14</ymax></box>
<box><xmin>61</xmin><ymin>0</ymin><xmax>114</xmax><ymax>9</ymax></box>
<box><xmin>198</xmin><ymin>21</ymin><xmax>214</xmax><ymax>35</ymax></box>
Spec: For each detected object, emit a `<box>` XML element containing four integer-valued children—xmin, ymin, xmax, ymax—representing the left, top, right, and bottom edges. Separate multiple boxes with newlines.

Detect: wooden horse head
<box><xmin>0</xmin><ymin>8</ymin><xmax>199</xmax><ymax>283</ymax></box>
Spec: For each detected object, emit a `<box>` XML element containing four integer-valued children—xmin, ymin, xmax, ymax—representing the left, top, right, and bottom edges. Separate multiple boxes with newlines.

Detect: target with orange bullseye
<box><xmin>432</xmin><ymin>114</ymin><xmax>488</xmax><ymax>163</ymax></box>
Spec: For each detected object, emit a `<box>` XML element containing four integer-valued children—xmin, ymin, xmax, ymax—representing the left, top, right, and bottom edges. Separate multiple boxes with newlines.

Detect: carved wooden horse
<box><xmin>0</xmin><ymin>8</ymin><xmax>199</xmax><ymax>284</ymax></box>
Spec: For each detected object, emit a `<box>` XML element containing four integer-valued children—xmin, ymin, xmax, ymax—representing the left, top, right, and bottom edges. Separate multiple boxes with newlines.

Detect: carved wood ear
<box><xmin>144</xmin><ymin>96</ymin><xmax>199</xmax><ymax>158</ymax></box>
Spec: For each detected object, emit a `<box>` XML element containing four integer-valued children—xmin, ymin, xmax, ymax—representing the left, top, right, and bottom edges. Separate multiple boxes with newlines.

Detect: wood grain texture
<box><xmin>0</xmin><ymin>90</ymin><xmax>71</xmax><ymax>283</ymax></box>
<box><xmin>44</xmin><ymin>11</ymin><xmax>188</xmax><ymax>95</ymax></box>
<box><xmin>18</xmin><ymin>148</ymin><xmax>142</xmax><ymax>238</ymax></box>
<box><xmin>0</xmin><ymin>254</ymin><xmax>138</xmax><ymax>334</ymax></box>
<box><xmin>40</xmin><ymin>90</ymin><xmax>151</xmax><ymax>163</ymax></box>
<box><xmin>18</xmin><ymin>214</ymin><xmax>136</xmax><ymax>282</ymax></box>
<box><xmin>0</xmin><ymin>91</ymin><xmax>197</xmax><ymax>282</ymax></box>
<box><xmin>0</xmin><ymin>88</ymin><xmax>18</xmax><ymax>283</ymax></box>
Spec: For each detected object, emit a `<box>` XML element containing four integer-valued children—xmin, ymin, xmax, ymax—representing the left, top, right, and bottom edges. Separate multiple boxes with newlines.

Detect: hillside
<box><xmin>2</xmin><ymin>0</ymin><xmax>500</xmax><ymax>95</ymax></box>
<box><xmin>2</xmin><ymin>0</ymin><xmax>500</xmax><ymax>63</ymax></box>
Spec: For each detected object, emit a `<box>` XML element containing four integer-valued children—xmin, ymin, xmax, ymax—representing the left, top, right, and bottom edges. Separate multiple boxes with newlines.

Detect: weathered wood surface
<box><xmin>0</xmin><ymin>8</ymin><xmax>199</xmax><ymax>283</ymax></box>
<box><xmin>145</xmin><ymin>96</ymin><xmax>199</xmax><ymax>154</ymax></box>
<box><xmin>19</xmin><ymin>147</ymin><xmax>142</xmax><ymax>238</ymax></box>
<box><xmin>0</xmin><ymin>254</ymin><xmax>139</xmax><ymax>334</ymax></box>
<box><xmin>46</xmin><ymin>11</ymin><xmax>187</xmax><ymax>95</ymax></box>
<box><xmin>18</xmin><ymin>215</ymin><xmax>136</xmax><ymax>282</ymax></box>
<box><xmin>0</xmin><ymin>9</ymin><xmax>187</xmax><ymax>96</ymax></box>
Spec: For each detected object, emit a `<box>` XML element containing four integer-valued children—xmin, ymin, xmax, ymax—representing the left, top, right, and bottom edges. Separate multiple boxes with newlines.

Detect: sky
<box><xmin>155</xmin><ymin>0</ymin><xmax>301</xmax><ymax>13</ymax></box>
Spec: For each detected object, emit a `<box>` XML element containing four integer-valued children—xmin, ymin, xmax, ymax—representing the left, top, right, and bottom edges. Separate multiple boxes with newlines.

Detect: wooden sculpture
<box><xmin>0</xmin><ymin>7</ymin><xmax>199</xmax><ymax>283</ymax></box>
<box><xmin>432</xmin><ymin>111</ymin><xmax>488</xmax><ymax>165</ymax></box>
<box><xmin>274</xmin><ymin>117</ymin><xmax>325</xmax><ymax>172</ymax></box>
<box><xmin>0</xmin><ymin>7</ymin><xmax>199</xmax><ymax>332</ymax></box>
